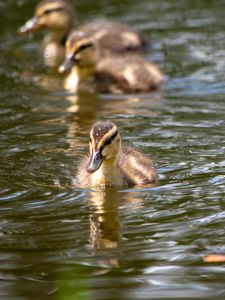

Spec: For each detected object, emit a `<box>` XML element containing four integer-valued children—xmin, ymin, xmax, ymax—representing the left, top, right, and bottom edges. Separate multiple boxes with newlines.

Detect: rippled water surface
<box><xmin>1</xmin><ymin>0</ymin><xmax>225</xmax><ymax>299</ymax></box>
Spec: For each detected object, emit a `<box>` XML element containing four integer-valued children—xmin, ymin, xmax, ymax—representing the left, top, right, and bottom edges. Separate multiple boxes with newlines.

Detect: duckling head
<box><xmin>19</xmin><ymin>0</ymin><xmax>74</xmax><ymax>35</ymax></box>
<box><xmin>58</xmin><ymin>33</ymin><xmax>97</xmax><ymax>73</ymax></box>
<box><xmin>87</xmin><ymin>121</ymin><xmax>121</xmax><ymax>174</ymax></box>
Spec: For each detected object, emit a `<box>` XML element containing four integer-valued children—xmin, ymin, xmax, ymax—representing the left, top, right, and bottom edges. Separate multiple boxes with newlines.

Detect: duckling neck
<box><xmin>101</xmin><ymin>158</ymin><xmax>117</xmax><ymax>170</ymax></box>
<box><xmin>64</xmin><ymin>65</ymin><xmax>95</xmax><ymax>92</ymax></box>
<box><xmin>44</xmin><ymin>28</ymin><xmax>70</xmax><ymax>46</ymax></box>
<box><xmin>63</xmin><ymin>66</ymin><xmax>78</xmax><ymax>92</ymax></box>
<box><xmin>76</xmin><ymin>64</ymin><xmax>95</xmax><ymax>80</ymax></box>
<box><xmin>90</xmin><ymin>157</ymin><xmax>122</xmax><ymax>188</ymax></box>
<box><xmin>42</xmin><ymin>29</ymin><xmax>71</xmax><ymax>67</ymax></box>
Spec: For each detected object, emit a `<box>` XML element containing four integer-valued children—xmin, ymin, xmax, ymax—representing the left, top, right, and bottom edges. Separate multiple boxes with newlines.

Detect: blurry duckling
<box><xmin>18</xmin><ymin>0</ymin><xmax>147</xmax><ymax>68</ymax></box>
<box><xmin>76</xmin><ymin>120</ymin><xmax>157</xmax><ymax>188</ymax></box>
<box><xmin>19</xmin><ymin>0</ymin><xmax>74</xmax><ymax>67</ymax></box>
<box><xmin>59</xmin><ymin>33</ymin><xmax>164</xmax><ymax>93</ymax></box>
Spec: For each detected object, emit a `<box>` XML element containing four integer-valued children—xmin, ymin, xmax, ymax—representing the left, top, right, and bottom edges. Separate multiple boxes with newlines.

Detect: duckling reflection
<box><xmin>64</xmin><ymin>91</ymin><xmax>101</xmax><ymax>151</ymax></box>
<box><xmin>89</xmin><ymin>190</ymin><xmax>121</xmax><ymax>254</ymax></box>
<box><xmin>64</xmin><ymin>91</ymin><xmax>162</xmax><ymax>159</ymax></box>
<box><xmin>76</xmin><ymin>120</ymin><xmax>157</xmax><ymax>188</ymax></box>
<box><xmin>18</xmin><ymin>0</ymin><xmax>147</xmax><ymax>68</ymax></box>
<box><xmin>88</xmin><ymin>188</ymin><xmax>144</xmax><ymax>269</ymax></box>
<box><xmin>59</xmin><ymin>34</ymin><xmax>164</xmax><ymax>94</ymax></box>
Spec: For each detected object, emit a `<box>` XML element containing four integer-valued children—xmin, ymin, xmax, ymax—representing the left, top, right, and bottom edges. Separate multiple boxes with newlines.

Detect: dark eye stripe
<box><xmin>43</xmin><ymin>7</ymin><xmax>64</xmax><ymax>16</ymax></box>
<box><xmin>74</xmin><ymin>43</ymin><xmax>93</xmax><ymax>56</ymax></box>
<box><xmin>103</xmin><ymin>130</ymin><xmax>118</xmax><ymax>147</ymax></box>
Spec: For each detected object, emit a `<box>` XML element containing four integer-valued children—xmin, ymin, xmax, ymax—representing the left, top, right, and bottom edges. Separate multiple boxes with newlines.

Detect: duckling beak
<box><xmin>58</xmin><ymin>54</ymin><xmax>74</xmax><ymax>74</ymax></box>
<box><xmin>87</xmin><ymin>151</ymin><xmax>104</xmax><ymax>174</ymax></box>
<box><xmin>18</xmin><ymin>17</ymin><xmax>43</xmax><ymax>35</ymax></box>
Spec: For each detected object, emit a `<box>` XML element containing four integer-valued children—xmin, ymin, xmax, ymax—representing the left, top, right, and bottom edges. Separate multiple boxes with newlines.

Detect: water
<box><xmin>1</xmin><ymin>0</ymin><xmax>225</xmax><ymax>299</ymax></box>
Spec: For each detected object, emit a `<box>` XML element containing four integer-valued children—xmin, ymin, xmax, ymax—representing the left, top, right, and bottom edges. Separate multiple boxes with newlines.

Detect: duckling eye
<box><xmin>80</xmin><ymin>43</ymin><xmax>93</xmax><ymax>51</ymax></box>
<box><xmin>104</xmin><ymin>131</ymin><xmax>118</xmax><ymax>146</ymax></box>
<box><xmin>43</xmin><ymin>7</ymin><xmax>64</xmax><ymax>16</ymax></box>
<box><xmin>75</xmin><ymin>43</ymin><xmax>93</xmax><ymax>55</ymax></box>
<box><xmin>44</xmin><ymin>9</ymin><xmax>52</xmax><ymax>15</ymax></box>
<box><xmin>104</xmin><ymin>138</ymin><xmax>112</xmax><ymax>146</ymax></box>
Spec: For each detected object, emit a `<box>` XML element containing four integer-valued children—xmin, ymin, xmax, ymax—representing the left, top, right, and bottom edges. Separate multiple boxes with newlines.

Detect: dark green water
<box><xmin>1</xmin><ymin>0</ymin><xmax>225</xmax><ymax>299</ymax></box>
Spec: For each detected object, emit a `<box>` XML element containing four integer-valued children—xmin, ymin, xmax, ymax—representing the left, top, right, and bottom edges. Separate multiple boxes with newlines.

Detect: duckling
<box><xmin>76</xmin><ymin>120</ymin><xmax>157</xmax><ymax>188</ymax></box>
<box><xmin>19</xmin><ymin>0</ymin><xmax>75</xmax><ymax>68</ymax></box>
<box><xmin>59</xmin><ymin>34</ymin><xmax>164</xmax><ymax>93</ymax></box>
<box><xmin>18</xmin><ymin>0</ymin><xmax>147</xmax><ymax>68</ymax></box>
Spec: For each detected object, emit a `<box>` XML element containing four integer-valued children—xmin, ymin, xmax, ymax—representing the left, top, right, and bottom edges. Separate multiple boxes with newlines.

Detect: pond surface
<box><xmin>1</xmin><ymin>0</ymin><xmax>225</xmax><ymax>299</ymax></box>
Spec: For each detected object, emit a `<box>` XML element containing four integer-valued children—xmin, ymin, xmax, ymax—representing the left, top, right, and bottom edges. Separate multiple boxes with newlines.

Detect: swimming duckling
<box><xmin>18</xmin><ymin>0</ymin><xmax>147</xmax><ymax>68</ymax></box>
<box><xmin>19</xmin><ymin>0</ymin><xmax>74</xmax><ymax>68</ymax></box>
<box><xmin>59</xmin><ymin>34</ymin><xmax>164</xmax><ymax>93</ymax></box>
<box><xmin>76</xmin><ymin>121</ymin><xmax>157</xmax><ymax>188</ymax></box>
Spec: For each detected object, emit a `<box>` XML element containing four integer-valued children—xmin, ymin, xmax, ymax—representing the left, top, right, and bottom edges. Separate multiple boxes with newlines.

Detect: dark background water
<box><xmin>1</xmin><ymin>0</ymin><xmax>225</xmax><ymax>299</ymax></box>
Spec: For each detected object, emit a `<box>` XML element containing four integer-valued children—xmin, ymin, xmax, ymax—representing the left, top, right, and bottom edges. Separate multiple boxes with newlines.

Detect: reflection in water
<box><xmin>0</xmin><ymin>189</ymin><xmax>145</xmax><ymax>299</ymax></box>
<box><xmin>88</xmin><ymin>189</ymin><xmax>144</xmax><ymax>270</ymax></box>
<box><xmin>19</xmin><ymin>69</ymin><xmax>163</xmax><ymax>141</ymax></box>
<box><xmin>64</xmin><ymin>91</ymin><xmax>163</xmax><ymax>157</ymax></box>
<box><xmin>0</xmin><ymin>254</ymin><xmax>56</xmax><ymax>300</ymax></box>
<box><xmin>89</xmin><ymin>190</ymin><xmax>121</xmax><ymax>269</ymax></box>
<box><xmin>64</xmin><ymin>91</ymin><xmax>102</xmax><ymax>151</ymax></box>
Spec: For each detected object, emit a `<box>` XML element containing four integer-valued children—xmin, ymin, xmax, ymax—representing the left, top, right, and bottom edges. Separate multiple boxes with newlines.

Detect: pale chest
<box><xmin>43</xmin><ymin>42</ymin><xmax>65</xmax><ymax>68</ymax></box>
<box><xmin>64</xmin><ymin>68</ymin><xmax>79</xmax><ymax>92</ymax></box>
<box><xmin>89</xmin><ymin>166</ymin><xmax>123</xmax><ymax>188</ymax></box>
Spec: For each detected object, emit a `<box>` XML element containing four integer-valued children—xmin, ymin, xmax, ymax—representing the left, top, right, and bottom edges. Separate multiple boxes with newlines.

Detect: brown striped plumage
<box><xmin>59</xmin><ymin>35</ymin><xmax>164</xmax><ymax>93</ymax></box>
<box><xmin>76</xmin><ymin>121</ymin><xmax>157</xmax><ymax>188</ymax></box>
<box><xmin>18</xmin><ymin>0</ymin><xmax>147</xmax><ymax>68</ymax></box>
<box><xmin>19</xmin><ymin>0</ymin><xmax>74</xmax><ymax>67</ymax></box>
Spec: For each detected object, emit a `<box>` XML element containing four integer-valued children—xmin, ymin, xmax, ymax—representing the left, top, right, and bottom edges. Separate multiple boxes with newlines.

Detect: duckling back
<box><xmin>119</xmin><ymin>146</ymin><xmax>157</xmax><ymax>186</ymax></box>
<box><xmin>94</xmin><ymin>55</ymin><xmax>164</xmax><ymax>94</ymax></box>
<box><xmin>77</xmin><ymin>21</ymin><xmax>148</xmax><ymax>56</ymax></box>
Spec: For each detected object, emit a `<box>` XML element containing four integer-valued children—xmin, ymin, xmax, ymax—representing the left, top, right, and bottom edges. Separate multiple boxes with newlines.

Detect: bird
<box><xmin>59</xmin><ymin>33</ymin><xmax>164</xmax><ymax>93</ymax></box>
<box><xmin>19</xmin><ymin>0</ymin><xmax>75</xmax><ymax>68</ymax></box>
<box><xmin>76</xmin><ymin>120</ymin><xmax>157</xmax><ymax>188</ymax></box>
<box><xmin>18</xmin><ymin>0</ymin><xmax>148</xmax><ymax>68</ymax></box>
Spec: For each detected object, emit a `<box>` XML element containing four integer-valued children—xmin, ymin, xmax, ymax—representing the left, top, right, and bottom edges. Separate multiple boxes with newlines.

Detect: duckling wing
<box><xmin>119</xmin><ymin>146</ymin><xmax>157</xmax><ymax>185</ymax></box>
<box><xmin>95</xmin><ymin>55</ymin><xmax>164</xmax><ymax>94</ymax></box>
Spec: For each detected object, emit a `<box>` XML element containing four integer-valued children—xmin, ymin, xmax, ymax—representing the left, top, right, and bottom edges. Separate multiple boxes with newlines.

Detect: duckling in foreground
<box><xmin>76</xmin><ymin>121</ymin><xmax>157</xmax><ymax>188</ymax></box>
<box><xmin>59</xmin><ymin>34</ymin><xmax>164</xmax><ymax>93</ymax></box>
<box><xmin>18</xmin><ymin>0</ymin><xmax>147</xmax><ymax>68</ymax></box>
